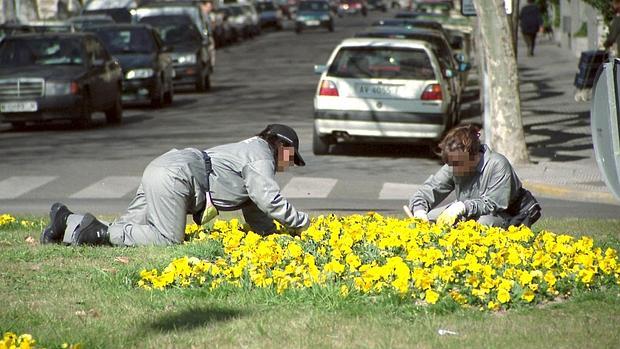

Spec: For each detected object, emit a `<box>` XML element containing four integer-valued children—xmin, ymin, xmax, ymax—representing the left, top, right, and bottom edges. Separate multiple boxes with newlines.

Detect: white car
<box><xmin>312</xmin><ymin>37</ymin><xmax>458</xmax><ymax>154</ymax></box>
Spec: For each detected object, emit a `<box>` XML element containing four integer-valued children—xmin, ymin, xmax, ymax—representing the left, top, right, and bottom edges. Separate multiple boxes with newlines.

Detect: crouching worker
<box><xmin>40</xmin><ymin>124</ymin><xmax>310</xmax><ymax>246</ymax></box>
<box><xmin>405</xmin><ymin>124</ymin><xmax>541</xmax><ymax>228</ymax></box>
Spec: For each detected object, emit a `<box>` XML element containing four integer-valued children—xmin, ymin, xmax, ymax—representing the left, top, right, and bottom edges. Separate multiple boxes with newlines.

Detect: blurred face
<box><xmin>447</xmin><ymin>151</ymin><xmax>480</xmax><ymax>177</ymax></box>
<box><xmin>277</xmin><ymin>144</ymin><xmax>295</xmax><ymax>172</ymax></box>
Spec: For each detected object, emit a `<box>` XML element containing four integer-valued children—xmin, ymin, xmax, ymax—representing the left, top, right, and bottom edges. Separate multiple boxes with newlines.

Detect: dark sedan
<box><xmin>91</xmin><ymin>24</ymin><xmax>174</xmax><ymax>107</ymax></box>
<box><xmin>295</xmin><ymin>0</ymin><xmax>334</xmax><ymax>33</ymax></box>
<box><xmin>0</xmin><ymin>33</ymin><xmax>123</xmax><ymax>129</ymax></box>
<box><xmin>139</xmin><ymin>15</ymin><xmax>211</xmax><ymax>92</ymax></box>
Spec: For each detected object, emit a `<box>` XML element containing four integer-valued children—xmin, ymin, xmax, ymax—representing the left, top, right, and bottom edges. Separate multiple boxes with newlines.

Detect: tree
<box><xmin>475</xmin><ymin>0</ymin><xmax>530</xmax><ymax>164</ymax></box>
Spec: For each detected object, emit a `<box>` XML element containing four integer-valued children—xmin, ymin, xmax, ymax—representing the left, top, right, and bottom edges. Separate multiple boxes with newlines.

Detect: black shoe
<box><xmin>40</xmin><ymin>202</ymin><xmax>73</xmax><ymax>244</ymax></box>
<box><xmin>72</xmin><ymin>213</ymin><xmax>111</xmax><ymax>246</ymax></box>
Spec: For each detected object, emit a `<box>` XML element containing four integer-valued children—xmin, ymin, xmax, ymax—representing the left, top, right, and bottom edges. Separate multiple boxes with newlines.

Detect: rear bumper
<box><xmin>314</xmin><ymin>109</ymin><xmax>448</xmax><ymax>141</ymax></box>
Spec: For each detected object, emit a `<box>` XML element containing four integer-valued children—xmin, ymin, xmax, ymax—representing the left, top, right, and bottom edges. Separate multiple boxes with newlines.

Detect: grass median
<box><xmin>1</xmin><ymin>215</ymin><xmax>619</xmax><ymax>349</ymax></box>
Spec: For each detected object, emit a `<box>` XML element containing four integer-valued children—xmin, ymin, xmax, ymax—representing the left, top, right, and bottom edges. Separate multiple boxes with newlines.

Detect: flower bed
<box><xmin>0</xmin><ymin>332</ymin><xmax>80</xmax><ymax>349</ymax></box>
<box><xmin>139</xmin><ymin>213</ymin><xmax>620</xmax><ymax>310</ymax></box>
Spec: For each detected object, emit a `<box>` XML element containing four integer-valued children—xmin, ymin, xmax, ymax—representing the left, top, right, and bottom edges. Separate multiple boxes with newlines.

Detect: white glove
<box><xmin>436</xmin><ymin>201</ymin><xmax>466</xmax><ymax>226</ymax></box>
<box><xmin>413</xmin><ymin>210</ymin><xmax>429</xmax><ymax>222</ymax></box>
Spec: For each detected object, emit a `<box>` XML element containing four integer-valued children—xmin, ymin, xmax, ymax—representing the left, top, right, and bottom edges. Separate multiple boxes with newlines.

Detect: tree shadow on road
<box><xmin>523</xmin><ymin>111</ymin><xmax>592</xmax><ymax>162</ymax></box>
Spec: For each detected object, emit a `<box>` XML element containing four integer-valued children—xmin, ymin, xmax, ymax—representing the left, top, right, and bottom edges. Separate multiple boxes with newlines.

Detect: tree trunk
<box><xmin>475</xmin><ymin>0</ymin><xmax>530</xmax><ymax>164</ymax></box>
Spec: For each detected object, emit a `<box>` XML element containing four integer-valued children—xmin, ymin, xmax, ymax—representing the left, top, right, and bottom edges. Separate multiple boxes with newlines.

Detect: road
<box><xmin>1</xmin><ymin>11</ymin><xmax>618</xmax><ymax>219</ymax></box>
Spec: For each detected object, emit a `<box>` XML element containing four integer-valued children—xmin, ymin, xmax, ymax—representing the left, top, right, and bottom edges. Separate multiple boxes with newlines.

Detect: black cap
<box><xmin>263</xmin><ymin>124</ymin><xmax>305</xmax><ymax>166</ymax></box>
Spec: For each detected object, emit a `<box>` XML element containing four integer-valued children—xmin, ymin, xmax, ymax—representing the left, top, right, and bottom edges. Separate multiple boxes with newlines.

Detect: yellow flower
<box><xmin>425</xmin><ymin>289</ymin><xmax>440</xmax><ymax>304</ymax></box>
<box><xmin>522</xmin><ymin>289</ymin><xmax>535</xmax><ymax>303</ymax></box>
<box><xmin>497</xmin><ymin>289</ymin><xmax>511</xmax><ymax>304</ymax></box>
<box><xmin>340</xmin><ymin>285</ymin><xmax>350</xmax><ymax>297</ymax></box>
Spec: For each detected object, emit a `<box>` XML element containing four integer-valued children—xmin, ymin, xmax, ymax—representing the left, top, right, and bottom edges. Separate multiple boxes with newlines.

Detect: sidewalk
<box><xmin>469</xmin><ymin>36</ymin><xmax>619</xmax><ymax>205</ymax></box>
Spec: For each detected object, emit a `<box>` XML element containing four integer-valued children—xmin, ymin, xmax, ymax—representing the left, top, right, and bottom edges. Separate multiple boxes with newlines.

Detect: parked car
<box><xmin>240</xmin><ymin>3</ymin><xmax>262</xmax><ymax>37</ymax></box>
<box><xmin>256</xmin><ymin>0</ymin><xmax>284</xmax><ymax>30</ymax></box>
<box><xmin>338</xmin><ymin>0</ymin><xmax>367</xmax><ymax>16</ymax></box>
<box><xmin>372</xmin><ymin>18</ymin><xmax>462</xmax><ymax>52</ymax></box>
<box><xmin>274</xmin><ymin>0</ymin><xmax>294</xmax><ymax>19</ymax></box>
<box><xmin>0</xmin><ymin>32</ymin><xmax>123</xmax><ymax>129</ymax></box>
<box><xmin>90</xmin><ymin>24</ymin><xmax>174</xmax><ymax>107</ymax></box>
<box><xmin>134</xmin><ymin>1</ymin><xmax>215</xmax><ymax>72</ymax></box>
<box><xmin>312</xmin><ymin>38</ymin><xmax>458</xmax><ymax>154</ymax></box>
<box><xmin>219</xmin><ymin>4</ymin><xmax>253</xmax><ymax>39</ymax></box>
<box><xmin>366</xmin><ymin>0</ymin><xmax>387</xmax><ymax>12</ymax></box>
<box><xmin>355</xmin><ymin>25</ymin><xmax>470</xmax><ymax>110</ymax></box>
<box><xmin>138</xmin><ymin>15</ymin><xmax>212</xmax><ymax>91</ymax></box>
<box><xmin>213</xmin><ymin>7</ymin><xmax>240</xmax><ymax>44</ymax></box>
<box><xmin>82</xmin><ymin>0</ymin><xmax>137</xmax><ymax>22</ymax></box>
<box><xmin>69</xmin><ymin>14</ymin><xmax>115</xmax><ymax>31</ymax></box>
<box><xmin>295</xmin><ymin>0</ymin><xmax>334</xmax><ymax>34</ymax></box>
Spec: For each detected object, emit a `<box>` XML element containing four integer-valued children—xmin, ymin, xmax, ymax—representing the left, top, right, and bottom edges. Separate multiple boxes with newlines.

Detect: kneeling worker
<box><xmin>41</xmin><ymin>124</ymin><xmax>310</xmax><ymax>246</ymax></box>
<box><xmin>406</xmin><ymin>124</ymin><xmax>541</xmax><ymax>228</ymax></box>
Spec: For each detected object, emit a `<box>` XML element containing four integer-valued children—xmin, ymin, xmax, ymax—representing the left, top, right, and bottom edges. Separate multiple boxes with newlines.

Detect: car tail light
<box><xmin>70</xmin><ymin>82</ymin><xmax>79</xmax><ymax>95</ymax></box>
<box><xmin>318</xmin><ymin>80</ymin><xmax>339</xmax><ymax>96</ymax></box>
<box><xmin>421</xmin><ymin>84</ymin><xmax>442</xmax><ymax>100</ymax></box>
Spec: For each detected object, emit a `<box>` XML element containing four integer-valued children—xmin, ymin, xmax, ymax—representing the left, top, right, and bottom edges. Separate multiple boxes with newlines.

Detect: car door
<box><xmin>87</xmin><ymin>37</ymin><xmax>120</xmax><ymax>109</ymax></box>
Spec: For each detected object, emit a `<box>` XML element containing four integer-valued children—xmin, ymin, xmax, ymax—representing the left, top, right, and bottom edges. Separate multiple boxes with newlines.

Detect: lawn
<box><xmin>1</xmin><ymin>215</ymin><xmax>619</xmax><ymax>349</ymax></box>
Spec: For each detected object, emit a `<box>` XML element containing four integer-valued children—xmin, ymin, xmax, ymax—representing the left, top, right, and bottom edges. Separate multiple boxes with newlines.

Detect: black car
<box><xmin>139</xmin><ymin>15</ymin><xmax>212</xmax><ymax>92</ymax></box>
<box><xmin>0</xmin><ymin>33</ymin><xmax>123</xmax><ymax>129</ymax></box>
<box><xmin>91</xmin><ymin>24</ymin><xmax>174</xmax><ymax>107</ymax></box>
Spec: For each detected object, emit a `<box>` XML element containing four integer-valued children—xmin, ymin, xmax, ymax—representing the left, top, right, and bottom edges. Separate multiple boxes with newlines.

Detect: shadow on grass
<box><xmin>147</xmin><ymin>306</ymin><xmax>244</xmax><ymax>332</ymax></box>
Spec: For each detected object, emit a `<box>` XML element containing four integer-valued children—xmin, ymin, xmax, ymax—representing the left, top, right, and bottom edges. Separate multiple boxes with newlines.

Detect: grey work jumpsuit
<box><xmin>408</xmin><ymin>145</ymin><xmax>528</xmax><ymax>227</ymax></box>
<box><xmin>62</xmin><ymin>137</ymin><xmax>309</xmax><ymax>246</ymax></box>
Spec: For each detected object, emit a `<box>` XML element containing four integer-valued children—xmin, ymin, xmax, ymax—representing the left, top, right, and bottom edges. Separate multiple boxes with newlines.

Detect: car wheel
<box><xmin>295</xmin><ymin>24</ymin><xmax>302</xmax><ymax>34</ymax></box>
<box><xmin>105</xmin><ymin>94</ymin><xmax>123</xmax><ymax>124</ymax></box>
<box><xmin>74</xmin><ymin>92</ymin><xmax>92</xmax><ymax>129</ymax></box>
<box><xmin>362</xmin><ymin>8</ymin><xmax>367</xmax><ymax>16</ymax></box>
<box><xmin>328</xmin><ymin>22</ymin><xmax>334</xmax><ymax>32</ymax></box>
<box><xmin>276</xmin><ymin>22</ymin><xmax>283</xmax><ymax>31</ymax></box>
<box><xmin>313</xmin><ymin>127</ymin><xmax>331</xmax><ymax>155</ymax></box>
<box><xmin>11</xmin><ymin>121</ymin><xmax>26</xmax><ymax>130</ymax></box>
<box><xmin>150</xmin><ymin>80</ymin><xmax>164</xmax><ymax>108</ymax></box>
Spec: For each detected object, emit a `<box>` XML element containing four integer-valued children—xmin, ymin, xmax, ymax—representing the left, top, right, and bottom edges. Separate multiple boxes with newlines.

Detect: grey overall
<box><xmin>62</xmin><ymin>137</ymin><xmax>309</xmax><ymax>246</ymax></box>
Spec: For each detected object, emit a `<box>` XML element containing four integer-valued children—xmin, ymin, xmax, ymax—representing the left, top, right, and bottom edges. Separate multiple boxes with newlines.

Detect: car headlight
<box><xmin>45</xmin><ymin>81</ymin><xmax>76</xmax><ymax>96</ymax></box>
<box><xmin>125</xmin><ymin>68</ymin><xmax>155</xmax><ymax>79</ymax></box>
<box><xmin>321</xmin><ymin>14</ymin><xmax>330</xmax><ymax>20</ymax></box>
<box><xmin>173</xmin><ymin>53</ymin><xmax>197</xmax><ymax>65</ymax></box>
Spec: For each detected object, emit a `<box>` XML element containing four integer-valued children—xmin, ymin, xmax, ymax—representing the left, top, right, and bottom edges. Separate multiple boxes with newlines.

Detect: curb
<box><xmin>523</xmin><ymin>181</ymin><xmax>620</xmax><ymax>205</ymax></box>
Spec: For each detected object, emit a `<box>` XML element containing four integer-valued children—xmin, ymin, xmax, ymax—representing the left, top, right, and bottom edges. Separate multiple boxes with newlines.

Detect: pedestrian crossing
<box><xmin>0</xmin><ymin>175</ymin><xmax>421</xmax><ymax>201</ymax></box>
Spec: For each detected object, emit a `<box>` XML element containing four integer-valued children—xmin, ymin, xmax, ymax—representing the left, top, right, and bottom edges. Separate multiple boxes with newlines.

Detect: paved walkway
<box><xmin>464</xmin><ymin>35</ymin><xmax>619</xmax><ymax>206</ymax></box>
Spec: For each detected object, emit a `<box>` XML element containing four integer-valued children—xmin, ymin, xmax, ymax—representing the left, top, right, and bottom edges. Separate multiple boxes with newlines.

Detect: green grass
<box><xmin>1</xmin><ymin>216</ymin><xmax>620</xmax><ymax>348</ymax></box>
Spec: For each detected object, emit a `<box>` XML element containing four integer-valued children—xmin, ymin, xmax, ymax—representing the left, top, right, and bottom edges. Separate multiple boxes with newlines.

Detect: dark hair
<box><xmin>257</xmin><ymin>129</ymin><xmax>286</xmax><ymax>164</ymax></box>
<box><xmin>438</xmin><ymin>124</ymin><xmax>481</xmax><ymax>163</ymax></box>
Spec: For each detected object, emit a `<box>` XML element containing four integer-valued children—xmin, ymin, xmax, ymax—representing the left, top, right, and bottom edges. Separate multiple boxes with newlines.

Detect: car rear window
<box><xmin>327</xmin><ymin>47</ymin><xmax>435</xmax><ymax>80</ymax></box>
<box><xmin>0</xmin><ymin>37</ymin><xmax>84</xmax><ymax>66</ymax></box>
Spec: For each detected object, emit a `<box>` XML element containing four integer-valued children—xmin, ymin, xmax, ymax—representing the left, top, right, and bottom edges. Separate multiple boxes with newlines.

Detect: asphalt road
<box><xmin>1</xmin><ymin>11</ymin><xmax>618</xmax><ymax>219</ymax></box>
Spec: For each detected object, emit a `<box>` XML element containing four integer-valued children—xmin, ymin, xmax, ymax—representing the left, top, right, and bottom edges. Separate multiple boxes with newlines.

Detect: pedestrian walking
<box><xmin>519</xmin><ymin>0</ymin><xmax>543</xmax><ymax>56</ymax></box>
<box><xmin>40</xmin><ymin>124</ymin><xmax>310</xmax><ymax>246</ymax></box>
<box><xmin>604</xmin><ymin>0</ymin><xmax>620</xmax><ymax>57</ymax></box>
<box><xmin>405</xmin><ymin>124</ymin><xmax>542</xmax><ymax>228</ymax></box>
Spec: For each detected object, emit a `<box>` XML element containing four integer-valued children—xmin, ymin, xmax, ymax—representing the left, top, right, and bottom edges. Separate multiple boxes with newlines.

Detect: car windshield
<box><xmin>227</xmin><ymin>6</ymin><xmax>243</xmax><ymax>16</ymax></box>
<box><xmin>94</xmin><ymin>28</ymin><xmax>156</xmax><ymax>54</ymax></box>
<box><xmin>328</xmin><ymin>47</ymin><xmax>435</xmax><ymax>80</ymax></box>
<box><xmin>298</xmin><ymin>1</ymin><xmax>329</xmax><ymax>11</ymax></box>
<box><xmin>139</xmin><ymin>17</ymin><xmax>201</xmax><ymax>45</ymax></box>
<box><xmin>256</xmin><ymin>2</ymin><xmax>276</xmax><ymax>11</ymax></box>
<box><xmin>0</xmin><ymin>37</ymin><xmax>84</xmax><ymax>66</ymax></box>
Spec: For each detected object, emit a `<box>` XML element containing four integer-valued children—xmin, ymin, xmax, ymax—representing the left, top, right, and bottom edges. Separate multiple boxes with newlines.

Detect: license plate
<box><xmin>356</xmin><ymin>84</ymin><xmax>400</xmax><ymax>98</ymax></box>
<box><xmin>305</xmin><ymin>20</ymin><xmax>320</xmax><ymax>26</ymax></box>
<box><xmin>0</xmin><ymin>101</ymin><xmax>38</xmax><ymax>113</ymax></box>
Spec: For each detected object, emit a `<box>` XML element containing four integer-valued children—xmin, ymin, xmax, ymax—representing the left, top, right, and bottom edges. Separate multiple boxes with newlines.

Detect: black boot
<box><xmin>40</xmin><ymin>202</ymin><xmax>73</xmax><ymax>244</ymax></box>
<box><xmin>72</xmin><ymin>213</ymin><xmax>111</xmax><ymax>246</ymax></box>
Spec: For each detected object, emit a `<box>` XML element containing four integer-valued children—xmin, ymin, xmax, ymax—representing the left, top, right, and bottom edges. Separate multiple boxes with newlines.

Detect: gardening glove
<box><xmin>200</xmin><ymin>192</ymin><xmax>219</xmax><ymax>225</ymax></box>
<box><xmin>413</xmin><ymin>210</ymin><xmax>429</xmax><ymax>222</ymax></box>
<box><xmin>436</xmin><ymin>201</ymin><xmax>466</xmax><ymax>226</ymax></box>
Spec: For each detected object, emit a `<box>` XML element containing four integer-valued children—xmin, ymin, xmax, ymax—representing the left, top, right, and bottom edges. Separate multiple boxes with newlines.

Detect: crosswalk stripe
<box><xmin>379</xmin><ymin>182</ymin><xmax>420</xmax><ymax>200</ymax></box>
<box><xmin>0</xmin><ymin>176</ymin><xmax>57</xmax><ymax>199</ymax></box>
<box><xmin>281</xmin><ymin>177</ymin><xmax>338</xmax><ymax>198</ymax></box>
<box><xmin>69</xmin><ymin>176</ymin><xmax>141</xmax><ymax>199</ymax></box>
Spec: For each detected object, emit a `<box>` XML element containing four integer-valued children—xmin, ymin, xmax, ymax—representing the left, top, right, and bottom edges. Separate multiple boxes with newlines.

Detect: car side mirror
<box><xmin>458</xmin><ymin>62</ymin><xmax>471</xmax><ymax>72</ymax></box>
<box><xmin>314</xmin><ymin>64</ymin><xmax>327</xmax><ymax>74</ymax></box>
<box><xmin>445</xmin><ymin>69</ymin><xmax>455</xmax><ymax>78</ymax></box>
